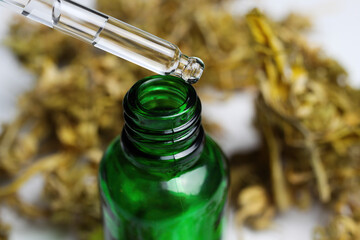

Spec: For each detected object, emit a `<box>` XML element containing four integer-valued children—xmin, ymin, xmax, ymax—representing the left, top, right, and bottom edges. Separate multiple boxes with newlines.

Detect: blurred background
<box><xmin>1</xmin><ymin>0</ymin><xmax>360</xmax><ymax>240</ymax></box>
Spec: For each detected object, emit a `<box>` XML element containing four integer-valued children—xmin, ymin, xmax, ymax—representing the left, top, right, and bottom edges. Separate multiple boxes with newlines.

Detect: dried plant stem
<box><xmin>0</xmin><ymin>117</ymin><xmax>25</xmax><ymax>154</ymax></box>
<box><xmin>307</xmin><ymin>141</ymin><xmax>330</xmax><ymax>202</ymax></box>
<box><xmin>263</xmin><ymin>122</ymin><xmax>290</xmax><ymax>211</ymax></box>
<box><xmin>0</xmin><ymin>153</ymin><xmax>71</xmax><ymax>197</ymax></box>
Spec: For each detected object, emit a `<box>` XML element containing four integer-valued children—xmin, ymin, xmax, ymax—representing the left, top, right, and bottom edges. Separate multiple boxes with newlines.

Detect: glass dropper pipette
<box><xmin>0</xmin><ymin>0</ymin><xmax>205</xmax><ymax>84</ymax></box>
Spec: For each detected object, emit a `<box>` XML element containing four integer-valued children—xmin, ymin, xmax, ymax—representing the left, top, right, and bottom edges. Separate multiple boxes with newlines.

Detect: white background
<box><xmin>1</xmin><ymin>0</ymin><xmax>360</xmax><ymax>239</ymax></box>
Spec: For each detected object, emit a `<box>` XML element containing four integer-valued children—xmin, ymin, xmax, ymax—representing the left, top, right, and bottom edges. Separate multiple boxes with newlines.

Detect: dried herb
<box><xmin>231</xmin><ymin>9</ymin><xmax>360</xmax><ymax>239</ymax></box>
<box><xmin>1</xmin><ymin>0</ymin><xmax>359</xmax><ymax>239</ymax></box>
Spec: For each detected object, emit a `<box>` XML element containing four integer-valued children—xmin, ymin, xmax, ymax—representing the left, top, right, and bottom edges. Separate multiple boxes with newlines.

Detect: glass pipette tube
<box><xmin>0</xmin><ymin>0</ymin><xmax>205</xmax><ymax>84</ymax></box>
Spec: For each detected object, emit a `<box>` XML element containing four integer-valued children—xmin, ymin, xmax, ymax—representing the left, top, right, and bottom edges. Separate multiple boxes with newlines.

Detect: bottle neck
<box><xmin>121</xmin><ymin>75</ymin><xmax>204</xmax><ymax>173</ymax></box>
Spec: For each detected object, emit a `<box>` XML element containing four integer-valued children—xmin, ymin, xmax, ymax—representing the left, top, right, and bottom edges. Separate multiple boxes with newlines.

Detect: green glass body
<box><xmin>99</xmin><ymin>75</ymin><xmax>229</xmax><ymax>240</ymax></box>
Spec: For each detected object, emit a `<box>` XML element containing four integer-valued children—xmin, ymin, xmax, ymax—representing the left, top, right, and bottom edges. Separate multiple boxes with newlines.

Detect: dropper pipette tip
<box><xmin>172</xmin><ymin>55</ymin><xmax>205</xmax><ymax>84</ymax></box>
<box><xmin>184</xmin><ymin>57</ymin><xmax>205</xmax><ymax>85</ymax></box>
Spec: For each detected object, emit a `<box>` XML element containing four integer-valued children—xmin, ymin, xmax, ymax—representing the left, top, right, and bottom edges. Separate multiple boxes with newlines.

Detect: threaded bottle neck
<box><xmin>122</xmin><ymin>75</ymin><xmax>204</xmax><ymax>171</ymax></box>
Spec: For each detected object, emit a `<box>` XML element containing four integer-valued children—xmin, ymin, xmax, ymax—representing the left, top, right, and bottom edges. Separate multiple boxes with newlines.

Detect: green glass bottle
<box><xmin>99</xmin><ymin>75</ymin><xmax>229</xmax><ymax>240</ymax></box>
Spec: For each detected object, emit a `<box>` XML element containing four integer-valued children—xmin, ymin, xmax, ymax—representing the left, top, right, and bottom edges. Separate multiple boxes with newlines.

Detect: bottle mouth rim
<box><xmin>126</xmin><ymin>75</ymin><xmax>198</xmax><ymax>118</ymax></box>
<box><xmin>122</xmin><ymin>75</ymin><xmax>204</xmax><ymax>165</ymax></box>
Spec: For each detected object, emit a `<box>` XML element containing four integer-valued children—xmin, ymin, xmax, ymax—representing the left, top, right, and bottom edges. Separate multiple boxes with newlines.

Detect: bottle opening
<box><xmin>124</xmin><ymin>76</ymin><xmax>199</xmax><ymax>132</ymax></box>
<box><xmin>137</xmin><ymin>78</ymin><xmax>188</xmax><ymax>112</ymax></box>
<box><xmin>127</xmin><ymin>75</ymin><xmax>196</xmax><ymax>120</ymax></box>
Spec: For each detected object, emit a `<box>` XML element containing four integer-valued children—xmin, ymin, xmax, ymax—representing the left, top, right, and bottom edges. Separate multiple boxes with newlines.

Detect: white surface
<box><xmin>1</xmin><ymin>0</ymin><xmax>360</xmax><ymax>239</ymax></box>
